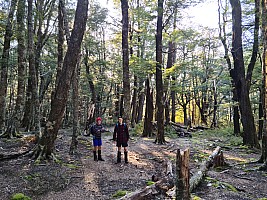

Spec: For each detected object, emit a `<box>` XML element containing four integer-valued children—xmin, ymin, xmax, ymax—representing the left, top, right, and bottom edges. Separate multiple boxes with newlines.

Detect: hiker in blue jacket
<box><xmin>113</xmin><ymin>116</ymin><xmax>129</xmax><ymax>163</ymax></box>
<box><xmin>90</xmin><ymin>117</ymin><xmax>107</xmax><ymax>161</ymax></box>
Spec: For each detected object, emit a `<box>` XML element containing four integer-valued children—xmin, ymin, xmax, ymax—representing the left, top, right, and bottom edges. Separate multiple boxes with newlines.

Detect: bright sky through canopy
<box><xmin>183</xmin><ymin>0</ymin><xmax>219</xmax><ymax>29</ymax></box>
<box><xmin>99</xmin><ymin>0</ymin><xmax>218</xmax><ymax>29</ymax></box>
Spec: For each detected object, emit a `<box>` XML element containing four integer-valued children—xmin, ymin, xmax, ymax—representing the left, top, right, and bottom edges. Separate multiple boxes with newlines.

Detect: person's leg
<box><xmin>93</xmin><ymin>140</ymin><xmax>98</xmax><ymax>161</ymax></box>
<box><xmin>123</xmin><ymin>146</ymin><xmax>128</xmax><ymax>163</ymax></box>
<box><xmin>97</xmin><ymin>139</ymin><xmax>104</xmax><ymax>161</ymax></box>
<box><xmin>116</xmin><ymin>146</ymin><xmax>122</xmax><ymax>163</ymax></box>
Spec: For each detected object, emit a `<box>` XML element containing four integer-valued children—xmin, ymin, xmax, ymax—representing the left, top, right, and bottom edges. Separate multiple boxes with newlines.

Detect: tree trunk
<box><xmin>131</xmin><ymin>75</ymin><xmax>138</xmax><ymax>127</ymax></box>
<box><xmin>155</xmin><ymin>0</ymin><xmax>165</xmax><ymax>144</ymax></box>
<box><xmin>3</xmin><ymin>0</ymin><xmax>26</xmax><ymax>137</ymax></box>
<box><xmin>142</xmin><ymin>78</ymin><xmax>153</xmax><ymax>137</ymax></box>
<box><xmin>260</xmin><ymin>0</ymin><xmax>267</xmax><ymax>164</ymax></box>
<box><xmin>32</xmin><ymin>0</ymin><xmax>88</xmax><ymax>160</ymax></box>
<box><xmin>121</xmin><ymin>0</ymin><xmax>131</xmax><ymax>124</ymax></box>
<box><xmin>84</xmin><ymin>47</ymin><xmax>96</xmax><ymax>124</ymax></box>
<box><xmin>218</xmin><ymin>3</ymin><xmax>240</xmax><ymax>134</ymax></box>
<box><xmin>258</xmin><ymin>86</ymin><xmax>264</xmax><ymax>140</ymax></box>
<box><xmin>0</xmin><ymin>0</ymin><xmax>17</xmax><ymax>134</ymax></box>
<box><xmin>70</xmin><ymin>65</ymin><xmax>80</xmax><ymax>155</ymax></box>
<box><xmin>164</xmin><ymin>41</ymin><xmax>173</xmax><ymax>126</ymax></box>
<box><xmin>211</xmin><ymin>80</ymin><xmax>218</xmax><ymax>128</ymax></box>
<box><xmin>229</xmin><ymin>0</ymin><xmax>260</xmax><ymax>148</ymax></box>
<box><xmin>136</xmin><ymin>80</ymin><xmax>145</xmax><ymax>123</ymax></box>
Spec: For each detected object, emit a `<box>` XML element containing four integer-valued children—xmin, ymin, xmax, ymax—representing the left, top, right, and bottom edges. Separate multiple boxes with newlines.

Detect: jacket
<box><xmin>113</xmin><ymin>123</ymin><xmax>129</xmax><ymax>144</ymax></box>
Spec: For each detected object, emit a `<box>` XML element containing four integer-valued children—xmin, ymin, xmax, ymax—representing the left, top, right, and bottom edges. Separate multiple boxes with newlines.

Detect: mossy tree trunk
<box><xmin>32</xmin><ymin>0</ymin><xmax>88</xmax><ymax>160</ymax></box>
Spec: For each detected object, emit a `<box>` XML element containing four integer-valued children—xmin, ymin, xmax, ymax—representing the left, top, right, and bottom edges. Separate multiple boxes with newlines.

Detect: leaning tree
<box><xmin>31</xmin><ymin>0</ymin><xmax>89</xmax><ymax>160</ymax></box>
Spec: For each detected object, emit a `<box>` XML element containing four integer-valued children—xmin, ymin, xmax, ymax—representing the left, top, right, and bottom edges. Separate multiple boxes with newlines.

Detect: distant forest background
<box><xmin>0</xmin><ymin>0</ymin><xmax>267</xmax><ymax>164</ymax></box>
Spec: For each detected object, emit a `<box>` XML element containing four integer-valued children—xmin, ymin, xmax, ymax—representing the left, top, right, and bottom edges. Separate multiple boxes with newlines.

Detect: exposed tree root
<box><xmin>0</xmin><ymin>144</ymin><xmax>36</xmax><ymax>161</ymax></box>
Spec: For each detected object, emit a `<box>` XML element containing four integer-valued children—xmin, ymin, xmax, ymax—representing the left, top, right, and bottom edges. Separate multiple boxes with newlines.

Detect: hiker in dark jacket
<box><xmin>91</xmin><ymin>117</ymin><xmax>108</xmax><ymax>161</ymax></box>
<box><xmin>113</xmin><ymin>116</ymin><xmax>129</xmax><ymax>163</ymax></box>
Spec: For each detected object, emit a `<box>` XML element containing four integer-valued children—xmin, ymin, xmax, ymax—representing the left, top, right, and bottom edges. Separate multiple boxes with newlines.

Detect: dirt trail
<box><xmin>0</xmin><ymin>130</ymin><xmax>267</xmax><ymax>200</ymax></box>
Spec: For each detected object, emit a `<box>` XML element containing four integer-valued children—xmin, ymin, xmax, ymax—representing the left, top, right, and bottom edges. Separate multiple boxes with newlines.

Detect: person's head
<box><xmin>96</xmin><ymin>117</ymin><xmax>102</xmax><ymax>125</ymax></box>
<box><xmin>118</xmin><ymin>116</ymin><xmax>123</xmax><ymax>124</ymax></box>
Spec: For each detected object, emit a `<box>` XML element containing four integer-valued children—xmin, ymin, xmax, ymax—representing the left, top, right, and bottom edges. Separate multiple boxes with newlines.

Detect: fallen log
<box><xmin>166</xmin><ymin>146</ymin><xmax>225</xmax><ymax>198</ymax></box>
<box><xmin>189</xmin><ymin>146</ymin><xmax>224</xmax><ymax>192</ymax></box>
<box><xmin>171</xmin><ymin>125</ymin><xmax>192</xmax><ymax>138</ymax></box>
<box><xmin>119</xmin><ymin>161</ymin><xmax>174</xmax><ymax>200</ymax></box>
<box><xmin>120</xmin><ymin>147</ymin><xmax>224</xmax><ymax>200</ymax></box>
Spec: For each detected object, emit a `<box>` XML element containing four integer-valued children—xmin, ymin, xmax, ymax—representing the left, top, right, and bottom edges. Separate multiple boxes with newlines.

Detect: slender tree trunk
<box><xmin>131</xmin><ymin>75</ymin><xmax>138</xmax><ymax>127</ymax></box>
<box><xmin>0</xmin><ymin>0</ymin><xmax>17</xmax><ymax>134</ymax></box>
<box><xmin>143</xmin><ymin>78</ymin><xmax>153</xmax><ymax>137</ymax></box>
<box><xmin>260</xmin><ymin>0</ymin><xmax>267</xmax><ymax>165</ymax></box>
<box><xmin>258</xmin><ymin>86</ymin><xmax>264</xmax><ymax>139</ymax></box>
<box><xmin>136</xmin><ymin>86</ymin><xmax>145</xmax><ymax>123</ymax></box>
<box><xmin>115</xmin><ymin>84</ymin><xmax>120</xmax><ymax>118</ymax></box>
<box><xmin>84</xmin><ymin>47</ymin><xmax>96</xmax><ymax>124</ymax></box>
<box><xmin>218</xmin><ymin>0</ymin><xmax>240</xmax><ymax>134</ymax></box>
<box><xmin>32</xmin><ymin>0</ymin><xmax>88</xmax><ymax>159</ymax></box>
<box><xmin>3</xmin><ymin>0</ymin><xmax>26</xmax><ymax>137</ymax></box>
<box><xmin>121</xmin><ymin>0</ymin><xmax>131</xmax><ymax>124</ymax></box>
<box><xmin>70</xmin><ymin>65</ymin><xmax>80</xmax><ymax>155</ymax></box>
<box><xmin>155</xmin><ymin>0</ymin><xmax>165</xmax><ymax>144</ymax></box>
<box><xmin>171</xmin><ymin>1</ymin><xmax>178</xmax><ymax>123</ymax></box>
<box><xmin>211</xmin><ymin>80</ymin><xmax>218</xmax><ymax>128</ymax></box>
<box><xmin>164</xmin><ymin>41</ymin><xmax>173</xmax><ymax>126</ymax></box>
<box><xmin>230</xmin><ymin>0</ymin><xmax>260</xmax><ymax>148</ymax></box>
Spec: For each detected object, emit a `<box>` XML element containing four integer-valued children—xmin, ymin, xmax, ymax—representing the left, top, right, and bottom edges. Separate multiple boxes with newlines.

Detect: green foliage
<box><xmin>194</xmin><ymin>127</ymin><xmax>243</xmax><ymax>147</ymax></box>
<box><xmin>205</xmin><ymin>177</ymin><xmax>237</xmax><ymax>192</ymax></box>
<box><xmin>64</xmin><ymin>163</ymin><xmax>79</xmax><ymax>169</ymax></box>
<box><xmin>191</xmin><ymin>195</ymin><xmax>202</xmax><ymax>200</ymax></box>
<box><xmin>23</xmin><ymin>173</ymin><xmax>40</xmax><ymax>181</ymax></box>
<box><xmin>146</xmin><ymin>180</ymin><xmax>155</xmax><ymax>186</ymax></box>
<box><xmin>132</xmin><ymin>123</ymin><xmax>144</xmax><ymax>137</ymax></box>
<box><xmin>11</xmin><ymin>193</ymin><xmax>31</xmax><ymax>200</ymax></box>
<box><xmin>112</xmin><ymin>190</ymin><xmax>128</xmax><ymax>198</ymax></box>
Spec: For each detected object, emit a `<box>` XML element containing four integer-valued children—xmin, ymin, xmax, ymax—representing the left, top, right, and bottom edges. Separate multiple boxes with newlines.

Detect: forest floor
<box><xmin>0</xmin><ymin>127</ymin><xmax>267</xmax><ymax>200</ymax></box>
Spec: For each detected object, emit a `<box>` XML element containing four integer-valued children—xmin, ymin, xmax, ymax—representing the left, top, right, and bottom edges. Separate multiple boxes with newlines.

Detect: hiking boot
<box><xmin>124</xmin><ymin>151</ymin><xmax>128</xmax><ymax>164</ymax></box>
<box><xmin>116</xmin><ymin>151</ymin><xmax>121</xmax><ymax>163</ymax></box>
<box><xmin>93</xmin><ymin>151</ymin><xmax>97</xmax><ymax>161</ymax></box>
<box><xmin>98</xmin><ymin>150</ymin><xmax>104</xmax><ymax>161</ymax></box>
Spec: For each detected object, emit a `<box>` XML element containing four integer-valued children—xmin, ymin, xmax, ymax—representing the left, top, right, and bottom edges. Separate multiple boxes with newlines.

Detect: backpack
<box><xmin>116</xmin><ymin>123</ymin><xmax>127</xmax><ymax>130</ymax></box>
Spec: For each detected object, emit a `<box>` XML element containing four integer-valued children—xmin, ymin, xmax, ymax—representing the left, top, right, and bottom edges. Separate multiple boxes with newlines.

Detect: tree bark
<box><xmin>70</xmin><ymin>64</ymin><xmax>80</xmax><ymax>155</ymax></box>
<box><xmin>121</xmin><ymin>0</ymin><xmax>131</xmax><ymax>124</ymax></box>
<box><xmin>176</xmin><ymin>149</ymin><xmax>190</xmax><ymax>200</ymax></box>
<box><xmin>142</xmin><ymin>78</ymin><xmax>153</xmax><ymax>137</ymax></box>
<box><xmin>84</xmin><ymin>47</ymin><xmax>96</xmax><ymax>124</ymax></box>
<box><xmin>229</xmin><ymin>0</ymin><xmax>260</xmax><ymax>148</ymax></box>
<box><xmin>0</xmin><ymin>0</ymin><xmax>17</xmax><ymax>134</ymax></box>
<box><xmin>32</xmin><ymin>0</ymin><xmax>88</xmax><ymax>159</ymax></box>
<box><xmin>189</xmin><ymin>146</ymin><xmax>224</xmax><ymax>192</ymax></box>
<box><xmin>3</xmin><ymin>0</ymin><xmax>26</xmax><ymax>138</ymax></box>
<box><xmin>136</xmin><ymin>80</ymin><xmax>145</xmax><ymax>123</ymax></box>
<box><xmin>155</xmin><ymin>0</ymin><xmax>165</xmax><ymax>144</ymax></box>
<box><xmin>260</xmin><ymin>0</ymin><xmax>267</xmax><ymax>164</ymax></box>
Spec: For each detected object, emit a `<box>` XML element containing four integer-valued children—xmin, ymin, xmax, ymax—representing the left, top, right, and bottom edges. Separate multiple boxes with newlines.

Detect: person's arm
<box><xmin>125</xmin><ymin>124</ymin><xmax>129</xmax><ymax>141</ymax></box>
<box><xmin>90</xmin><ymin>125</ymin><xmax>95</xmax><ymax>136</ymax></box>
<box><xmin>113</xmin><ymin>125</ymin><xmax>117</xmax><ymax>141</ymax></box>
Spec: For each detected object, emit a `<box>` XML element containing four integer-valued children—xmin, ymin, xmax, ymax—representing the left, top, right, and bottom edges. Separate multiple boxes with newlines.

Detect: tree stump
<box><xmin>176</xmin><ymin>148</ymin><xmax>190</xmax><ymax>200</ymax></box>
